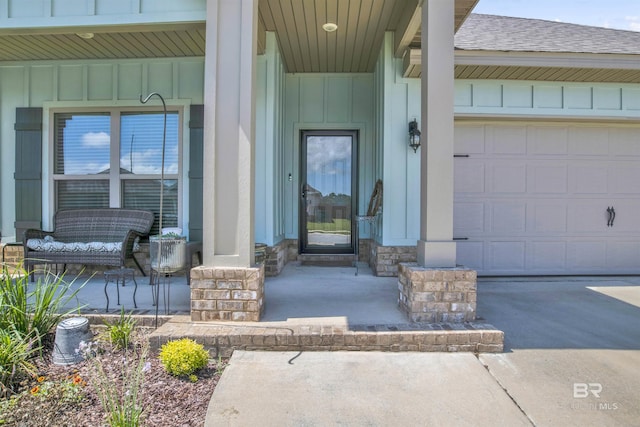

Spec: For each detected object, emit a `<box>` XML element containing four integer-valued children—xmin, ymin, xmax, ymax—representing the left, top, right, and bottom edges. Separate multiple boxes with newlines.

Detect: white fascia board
<box><xmin>455</xmin><ymin>50</ymin><xmax>640</xmax><ymax>70</ymax></box>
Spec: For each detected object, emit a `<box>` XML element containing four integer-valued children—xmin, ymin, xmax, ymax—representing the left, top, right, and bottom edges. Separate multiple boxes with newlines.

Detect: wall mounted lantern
<box><xmin>408</xmin><ymin>118</ymin><xmax>421</xmax><ymax>153</ymax></box>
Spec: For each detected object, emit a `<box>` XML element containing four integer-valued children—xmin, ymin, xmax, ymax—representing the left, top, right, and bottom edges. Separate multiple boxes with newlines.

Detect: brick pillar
<box><xmin>398</xmin><ymin>263</ymin><xmax>476</xmax><ymax>323</ymax></box>
<box><xmin>190</xmin><ymin>265</ymin><xmax>264</xmax><ymax>321</ymax></box>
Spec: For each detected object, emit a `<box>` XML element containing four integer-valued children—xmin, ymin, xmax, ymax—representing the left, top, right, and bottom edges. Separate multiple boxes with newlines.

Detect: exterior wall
<box><xmin>375</xmin><ymin>33</ymin><xmax>421</xmax><ymax>247</ymax></box>
<box><xmin>0</xmin><ymin>0</ymin><xmax>205</xmax><ymax>28</ymax></box>
<box><xmin>455</xmin><ymin>80</ymin><xmax>640</xmax><ymax>119</ymax></box>
<box><xmin>283</xmin><ymin>73</ymin><xmax>376</xmax><ymax>243</ymax></box>
<box><xmin>255</xmin><ymin>32</ymin><xmax>286</xmax><ymax>247</ymax></box>
<box><xmin>0</xmin><ymin>58</ymin><xmax>204</xmax><ymax>241</ymax></box>
<box><xmin>371</xmin><ymin>33</ymin><xmax>640</xmax><ymax>275</ymax></box>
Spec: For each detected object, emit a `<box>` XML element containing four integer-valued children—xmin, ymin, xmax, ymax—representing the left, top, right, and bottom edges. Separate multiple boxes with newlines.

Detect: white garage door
<box><xmin>454</xmin><ymin>121</ymin><xmax>640</xmax><ymax>275</ymax></box>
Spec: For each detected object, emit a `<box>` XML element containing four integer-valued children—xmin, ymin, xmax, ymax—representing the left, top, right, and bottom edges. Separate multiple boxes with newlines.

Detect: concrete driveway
<box><xmin>206</xmin><ymin>276</ymin><xmax>640</xmax><ymax>426</ymax></box>
<box><xmin>476</xmin><ymin>276</ymin><xmax>640</xmax><ymax>427</ymax></box>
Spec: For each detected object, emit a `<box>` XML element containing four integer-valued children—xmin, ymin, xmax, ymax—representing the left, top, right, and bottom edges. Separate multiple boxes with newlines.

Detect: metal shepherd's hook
<box><xmin>140</xmin><ymin>92</ymin><xmax>167</xmax><ymax>327</ymax></box>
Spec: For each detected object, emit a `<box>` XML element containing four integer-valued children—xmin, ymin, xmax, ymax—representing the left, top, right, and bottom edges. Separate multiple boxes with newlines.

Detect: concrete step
<box><xmin>147</xmin><ymin>316</ymin><xmax>504</xmax><ymax>357</ymax></box>
<box><xmin>298</xmin><ymin>254</ymin><xmax>356</xmax><ymax>267</ymax></box>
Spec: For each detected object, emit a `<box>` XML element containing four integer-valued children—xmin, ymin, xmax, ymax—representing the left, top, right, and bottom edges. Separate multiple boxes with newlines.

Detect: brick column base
<box><xmin>190</xmin><ymin>265</ymin><xmax>265</xmax><ymax>322</ymax></box>
<box><xmin>398</xmin><ymin>263</ymin><xmax>476</xmax><ymax>323</ymax></box>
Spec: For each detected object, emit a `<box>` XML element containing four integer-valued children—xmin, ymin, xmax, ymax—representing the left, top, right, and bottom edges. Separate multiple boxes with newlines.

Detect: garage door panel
<box><xmin>456</xmin><ymin>241</ymin><xmax>484</xmax><ymax>271</ymax></box>
<box><xmin>607</xmin><ymin>241</ymin><xmax>640</xmax><ymax>269</ymax></box>
<box><xmin>488</xmin><ymin>241</ymin><xmax>526</xmax><ymax>271</ymax></box>
<box><xmin>605</xmin><ymin>201</ymin><xmax>640</xmax><ymax>232</ymax></box>
<box><xmin>567</xmin><ymin>202</ymin><xmax>610</xmax><ymax>233</ymax></box>
<box><xmin>453</xmin><ymin>202</ymin><xmax>484</xmax><ymax>233</ymax></box>
<box><xmin>489</xmin><ymin>125</ymin><xmax>527</xmax><ymax>154</ymax></box>
<box><xmin>612</xmin><ymin>166</ymin><xmax>640</xmax><ymax>194</ymax></box>
<box><xmin>529</xmin><ymin>241</ymin><xmax>567</xmax><ymax>271</ymax></box>
<box><xmin>568</xmin><ymin>241</ymin><xmax>607</xmax><ymax>270</ymax></box>
<box><xmin>530</xmin><ymin>164</ymin><xmax>568</xmax><ymax>193</ymax></box>
<box><xmin>610</xmin><ymin>128</ymin><xmax>640</xmax><ymax>157</ymax></box>
<box><xmin>491</xmin><ymin>202</ymin><xmax>526</xmax><ymax>233</ymax></box>
<box><xmin>569</xmin><ymin>127</ymin><xmax>609</xmax><ymax>156</ymax></box>
<box><xmin>456</xmin><ymin>122</ymin><xmax>640</xmax><ymax>275</ymax></box>
<box><xmin>454</xmin><ymin>160</ymin><xmax>485</xmax><ymax>193</ymax></box>
<box><xmin>455</xmin><ymin>125</ymin><xmax>486</xmax><ymax>154</ymax></box>
<box><xmin>528</xmin><ymin>126</ymin><xmax>568</xmax><ymax>155</ymax></box>
<box><xmin>531</xmin><ymin>203</ymin><xmax>568</xmax><ymax>233</ymax></box>
<box><xmin>569</xmin><ymin>164</ymin><xmax>608</xmax><ymax>194</ymax></box>
<box><xmin>491</xmin><ymin>163</ymin><xmax>527</xmax><ymax>193</ymax></box>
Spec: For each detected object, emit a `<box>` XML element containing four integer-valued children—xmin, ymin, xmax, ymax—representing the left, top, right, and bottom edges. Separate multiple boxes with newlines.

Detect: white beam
<box><xmin>417</xmin><ymin>0</ymin><xmax>456</xmax><ymax>267</ymax></box>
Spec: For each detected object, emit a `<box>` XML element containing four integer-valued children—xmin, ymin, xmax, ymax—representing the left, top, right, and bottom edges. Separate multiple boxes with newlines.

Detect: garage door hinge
<box><xmin>453</xmin><ymin>154</ymin><xmax>469</xmax><ymax>158</ymax></box>
<box><xmin>453</xmin><ymin>237</ymin><xmax>469</xmax><ymax>241</ymax></box>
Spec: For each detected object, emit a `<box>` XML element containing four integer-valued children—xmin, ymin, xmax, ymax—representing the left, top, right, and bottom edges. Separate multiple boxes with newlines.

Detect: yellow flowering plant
<box><xmin>159</xmin><ymin>338</ymin><xmax>209</xmax><ymax>378</ymax></box>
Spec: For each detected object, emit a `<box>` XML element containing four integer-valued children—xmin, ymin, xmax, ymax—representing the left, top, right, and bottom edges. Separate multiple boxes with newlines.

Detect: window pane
<box><xmin>56</xmin><ymin>181</ymin><xmax>109</xmax><ymax>210</ymax></box>
<box><xmin>122</xmin><ymin>180</ymin><xmax>178</xmax><ymax>235</ymax></box>
<box><xmin>54</xmin><ymin>113</ymin><xmax>111</xmax><ymax>175</ymax></box>
<box><xmin>120</xmin><ymin>112</ymin><xmax>179</xmax><ymax>175</ymax></box>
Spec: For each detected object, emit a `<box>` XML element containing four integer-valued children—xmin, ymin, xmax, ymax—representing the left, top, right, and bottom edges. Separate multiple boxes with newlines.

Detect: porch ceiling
<box><xmin>0</xmin><ymin>0</ymin><xmax>478</xmax><ymax>74</ymax></box>
<box><xmin>259</xmin><ymin>0</ymin><xmax>478</xmax><ymax>73</ymax></box>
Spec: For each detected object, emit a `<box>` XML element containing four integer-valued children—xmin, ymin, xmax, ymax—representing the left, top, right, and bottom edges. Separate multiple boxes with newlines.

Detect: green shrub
<box><xmin>159</xmin><ymin>338</ymin><xmax>209</xmax><ymax>377</ymax></box>
<box><xmin>0</xmin><ymin>328</ymin><xmax>38</xmax><ymax>397</ymax></box>
<box><xmin>101</xmin><ymin>308</ymin><xmax>137</xmax><ymax>350</ymax></box>
<box><xmin>0</xmin><ymin>264</ymin><xmax>85</xmax><ymax>347</ymax></box>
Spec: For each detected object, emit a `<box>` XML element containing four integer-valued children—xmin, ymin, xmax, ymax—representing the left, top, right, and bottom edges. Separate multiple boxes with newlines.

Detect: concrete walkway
<box><xmin>206</xmin><ymin>276</ymin><xmax>640</xmax><ymax>426</ymax></box>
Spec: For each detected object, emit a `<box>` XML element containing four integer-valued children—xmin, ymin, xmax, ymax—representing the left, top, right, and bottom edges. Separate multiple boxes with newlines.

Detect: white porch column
<box><xmin>417</xmin><ymin>0</ymin><xmax>456</xmax><ymax>267</ymax></box>
<box><xmin>202</xmin><ymin>0</ymin><xmax>257</xmax><ymax>268</ymax></box>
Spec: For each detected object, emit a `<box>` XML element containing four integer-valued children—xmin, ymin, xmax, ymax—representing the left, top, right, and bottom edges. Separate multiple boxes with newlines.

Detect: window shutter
<box><xmin>189</xmin><ymin>105</ymin><xmax>204</xmax><ymax>242</ymax></box>
<box><xmin>14</xmin><ymin>107</ymin><xmax>43</xmax><ymax>241</ymax></box>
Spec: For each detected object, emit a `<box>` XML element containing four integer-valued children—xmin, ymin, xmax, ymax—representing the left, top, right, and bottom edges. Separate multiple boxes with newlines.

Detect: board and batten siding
<box><xmin>255</xmin><ymin>32</ymin><xmax>286</xmax><ymax>247</ymax></box>
<box><xmin>283</xmin><ymin>73</ymin><xmax>376</xmax><ymax>241</ymax></box>
<box><xmin>0</xmin><ymin>58</ymin><xmax>204</xmax><ymax>240</ymax></box>
<box><xmin>376</xmin><ymin>32</ymin><xmax>421</xmax><ymax>247</ymax></box>
<box><xmin>0</xmin><ymin>0</ymin><xmax>205</xmax><ymax>27</ymax></box>
<box><xmin>455</xmin><ymin>81</ymin><xmax>640</xmax><ymax>118</ymax></box>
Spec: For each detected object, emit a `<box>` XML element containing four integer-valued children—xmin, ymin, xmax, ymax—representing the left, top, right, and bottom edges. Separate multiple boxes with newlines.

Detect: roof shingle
<box><xmin>456</xmin><ymin>14</ymin><xmax>640</xmax><ymax>55</ymax></box>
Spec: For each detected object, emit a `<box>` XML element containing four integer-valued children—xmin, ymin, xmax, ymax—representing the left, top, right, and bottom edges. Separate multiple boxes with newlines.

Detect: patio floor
<box><xmin>53</xmin><ymin>261</ymin><xmax>407</xmax><ymax>323</ymax></box>
<box><xmin>25</xmin><ymin>261</ymin><xmax>504</xmax><ymax>354</ymax></box>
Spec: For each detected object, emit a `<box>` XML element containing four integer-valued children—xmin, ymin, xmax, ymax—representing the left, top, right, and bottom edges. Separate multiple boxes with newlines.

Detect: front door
<box><xmin>300</xmin><ymin>130</ymin><xmax>358</xmax><ymax>254</ymax></box>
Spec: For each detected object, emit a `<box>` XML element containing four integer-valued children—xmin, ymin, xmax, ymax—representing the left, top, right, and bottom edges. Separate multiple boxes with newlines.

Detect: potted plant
<box><xmin>150</xmin><ymin>231</ymin><xmax>186</xmax><ymax>274</ymax></box>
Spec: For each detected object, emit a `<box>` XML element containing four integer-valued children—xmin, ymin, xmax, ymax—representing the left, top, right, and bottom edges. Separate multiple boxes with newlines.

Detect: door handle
<box><xmin>611</xmin><ymin>207</ymin><xmax>616</xmax><ymax>227</ymax></box>
<box><xmin>606</xmin><ymin>206</ymin><xmax>616</xmax><ymax>227</ymax></box>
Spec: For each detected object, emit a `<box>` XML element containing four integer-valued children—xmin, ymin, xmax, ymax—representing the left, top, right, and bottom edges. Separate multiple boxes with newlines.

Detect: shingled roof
<box><xmin>456</xmin><ymin>14</ymin><xmax>640</xmax><ymax>55</ymax></box>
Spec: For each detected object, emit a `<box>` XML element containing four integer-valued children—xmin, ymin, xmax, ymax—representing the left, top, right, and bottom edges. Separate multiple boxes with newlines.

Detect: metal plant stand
<box><xmin>354</xmin><ymin>215</ymin><xmax>378</xmax><ymax>276</ymax></box>
<box><xmin>104</xmin><ymin>267</ymin><xmax>137</xmax><ymax>312</ymax></box>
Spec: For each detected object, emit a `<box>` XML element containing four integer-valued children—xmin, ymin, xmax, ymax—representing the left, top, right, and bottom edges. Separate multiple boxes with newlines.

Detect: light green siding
<box><xmin>0</xmin><ymin>0</ymin><xmax>205</xmax><ymax>28</ymax></box>
<box><xmin>255</xmin><ymin>33</ymin><xmax>286</xmax><ymax>246</ymax></box>
<box><xmin>375</xmin><ymin>33</ymin><xmax>420</xmax><ymax>246</ymax></box>
<box><xmin>455</xmin><ymin>80</ymin><xmax>640</xmax><ymax>118</ymax></box>
<box><xmin>0</xmin><ymin>58</ymin><xmax>204</xmax><ymax>240</ymax></box>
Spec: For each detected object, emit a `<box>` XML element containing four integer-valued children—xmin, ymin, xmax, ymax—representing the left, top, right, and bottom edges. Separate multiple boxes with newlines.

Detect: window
<box><xmin>53</xmin><ymin>108</ymin><xmax>181</xmax><ymax>235</ymax></box>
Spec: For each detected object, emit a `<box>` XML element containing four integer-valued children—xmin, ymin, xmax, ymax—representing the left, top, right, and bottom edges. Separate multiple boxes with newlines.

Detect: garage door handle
<box><xmin>607</xmin><ymin>207</ymin><xmax>616</xmax><ymax>227</ymax></box>
<box><xmin>611</xmin><ymin>207</ymin><xmax>616</xmax><ymax>227</ymax></box>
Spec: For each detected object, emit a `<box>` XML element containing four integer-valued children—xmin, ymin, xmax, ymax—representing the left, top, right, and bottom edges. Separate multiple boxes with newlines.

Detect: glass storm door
<box><xmin>300</xmin><ymin>130</ymin><xmax>358</xmax><ymax>254</ymax></box>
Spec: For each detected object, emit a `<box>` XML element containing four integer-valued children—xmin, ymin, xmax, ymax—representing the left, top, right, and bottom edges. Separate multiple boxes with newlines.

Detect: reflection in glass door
<box><xmin>300</xmin><ymin>130</ymin><xmax>358</xmax><ymax>254</ymax></box>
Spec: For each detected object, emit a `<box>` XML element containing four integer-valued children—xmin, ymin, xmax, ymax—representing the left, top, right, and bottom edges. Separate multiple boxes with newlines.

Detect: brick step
<box><xmin>147</xmin><ymin>316</ymin><xmax>504</xmax><ymax>357</ymax></box>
